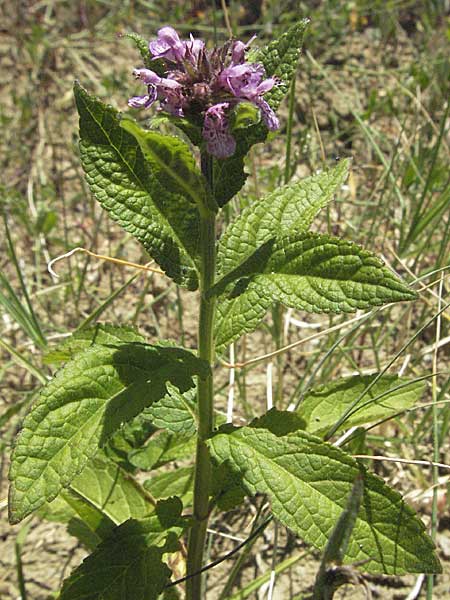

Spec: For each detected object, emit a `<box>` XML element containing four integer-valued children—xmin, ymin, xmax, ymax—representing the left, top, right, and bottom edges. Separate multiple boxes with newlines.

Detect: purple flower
<box><xmin>185</xmin><ymin>34</ymin><xmax>205</xmax><ymax>65</ymax></box>
<box><xmin>129</xmin><ymin>27</ymin><xmax>280</xmax><ymax>158</ymax></box>
<box><xmin>230</xmin><ymin>35</ymin><xmax>256</xmax><ymax>65</ymax></box>
<box><xmin>218</xmin><ymin>63</ymin><xmax>265</xmax><ymax>97</ymax></box>
<box><xmin>255</xmin><ymin>97</ymin><xmax>279</xmax><ymax>130</ymax></box>
<box><xmin>128</xmin><ymin>90</ymin><xmax>157</xmax><ymax>109</ymax></box>
<box><xmin>217</xmin><ymin>64</ymin><xmax>279</xmax><ymax>131</ymax></box>
<box><xmin>202</xmin><ymin>103</ymin><xmax>236</xmax><ymax>159</ymax></box>
<box><xmin>149</xmin><ymin>26</ymin><xmax>186</xmax><ymax>62</ymax></box>
<box><xmin>129</xmin><ymin>68</ymin><xmax>186</xmax><ymax>115</ymax></box>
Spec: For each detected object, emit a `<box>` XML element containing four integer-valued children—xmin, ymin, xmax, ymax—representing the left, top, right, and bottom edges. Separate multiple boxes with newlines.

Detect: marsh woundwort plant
<box><xmin>8</xmin><ymin>23</ymin><xmax>441</xmax><ymax>600</ymax></box>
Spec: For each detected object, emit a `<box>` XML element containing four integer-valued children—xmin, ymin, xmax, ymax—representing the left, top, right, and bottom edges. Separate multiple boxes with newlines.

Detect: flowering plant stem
<box><xmin>186</xmin><ymin>154</ymin><xmax>217</xmax><ymax>600</ymax></box>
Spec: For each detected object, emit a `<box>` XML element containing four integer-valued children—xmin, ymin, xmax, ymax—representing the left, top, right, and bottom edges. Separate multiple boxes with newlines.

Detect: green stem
<box><xmin>186</xmin><ymin>155</ymin><xmax>217</xmax><ymax>600</ymax></box>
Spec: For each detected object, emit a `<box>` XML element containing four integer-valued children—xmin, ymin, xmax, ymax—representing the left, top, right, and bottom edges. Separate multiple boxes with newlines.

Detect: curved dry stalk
<box><xmin>352</xmin><ymin>455</ymin><xmax>450</xmax><ymax>471</ymax></box>
<box><xmin>47</xmin><ymin>247</ymin><xmax>164</xmax><ymax>279</ymax></box>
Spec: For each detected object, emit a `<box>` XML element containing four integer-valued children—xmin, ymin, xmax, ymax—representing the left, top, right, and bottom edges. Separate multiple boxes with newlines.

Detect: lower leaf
<box><xmin>9</xmin><ymin>342</ymin><xmax>208</xmax><ymax>523</ymax></box>
<box><xmin>207</xmin><ymin>423</ymin><xmax>441</xmax><ymax>575</ymax></box>
<box><xmin>60</xmin><ymin>515</ymin><xmax>184</xmax><ymax>600</ymax></box>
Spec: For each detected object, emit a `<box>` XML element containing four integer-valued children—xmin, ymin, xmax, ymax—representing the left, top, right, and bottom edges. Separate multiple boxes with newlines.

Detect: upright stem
<box><xmin>186</xmin><ymin>155</ymin><xmax>217</xmax><ymax>600</ymax></box>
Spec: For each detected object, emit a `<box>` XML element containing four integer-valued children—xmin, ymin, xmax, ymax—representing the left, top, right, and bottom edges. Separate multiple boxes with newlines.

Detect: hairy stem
<box><xmin>186</xmin><ymin>155</ymin><xmax>217</xmax><ymax>600</ymax></box>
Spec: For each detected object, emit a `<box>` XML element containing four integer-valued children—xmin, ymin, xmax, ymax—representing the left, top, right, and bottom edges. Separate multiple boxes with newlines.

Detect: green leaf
<box><xmin>129</xmin><ymin>429</ymin><xmax>196</xmax><ymax>471</ymax></box>
<box><xmin>211</xmin><ymin>462</ymin><xmax>246</xmax><ymax>511</ymax></box>
<box><xmin>298</xmin><ymin>375</ymin><xmax>426</xmax><ymax>437</ymax></box>
<box><xmin>41</xmin><ymin>489</ymin><xmax>116</xmax><ymax>551</ymax></box>
<box><xmin>215</xmin><ymin>282</ymin><xmax>271</xmax><ymax>351</ymax></box>
<box><xmin>207</xmin><ymin>423</ymin><xmax>441</xmax><ymax>575</ymax></box>
<box><xmin>215</xmin><ymin>228</ymin><xmax>415</xmax><ymax>350</ymax></box>
<box><xmin>41</xmin><ymin>451</ymin><xmax>155</xmax><ymax>550</ymax></box>
<box><xmin>144</xmin><ymin>384</ymin><xmax>197</xmax><ymax>436</ymax></box>
<box><xmin>230</xmin><ymin>102</ymin><xmax>261</xmax><ymax>131</ymax></box>
<box><xmin>74</xmin><ymin>82</ymin><xmax>199</xmax><ymax>289</ymax></box>
<box><xmin>43</xmin><ymin>324</ymin><xmax>144</xmax><ymax>364</ymax></box>
<box><xmin>155</xmin><ymin>496</ymin><xmax>183</xmax><ymax>528</ymax></box>
<box><xmin>144</xmin><ymin>467</ymin><xmax>194</xmax><ymax>507</ymax></box>
<box><xmin>252</xmin><ymin>232</ymin><xmax>417</xmax><ymax>313</ymax></box>
<box><xmin>216</xmin><ymin>160</ymin><xmax>351</xmax><ymax>279</ymax></box>
<box><xmin>256</xmin><ymin>19</ymin><xmax>310</xmax><ymax>111</ymax></box>
<box><xmin>149</xmin><ymin>113</ymin><xmax>203</xmax><ymax>147</ymax></box>
<box><xmin>212</xmin><ymin>20</ymin><xmax>309</xmax><ymax>207</ymax></box>
<box><xmin>212</xmin><ymin>153</ymin><xmax>248</xmax><ymax>208</ymax></box>
<box><xmin>313</xmin><ymin>474</ymin><xmax>363</xmax><ymax>598</ymax></box>
<box><xmin>9</xmin><ymin>342</ymin><xmax>209</xmax><ymax>523</ymax></box>
<box><xmin>105</xmin><ymin>412</ymin><xmax>157</xmax><ymax>471</ymax></box>
<box><xmin>120</xmin><ymin>118</ymin><xmax>214</xmax><ymax>213</ymax></box>
<box><xmin>213</xmin><ymin>162</ymin><xmax>350</xmax><ymax>349</ymax></box>
<box><xmin>60</xmin><ymin>515</ymin><xmax>184</xmax><ymax>600</ymax></box>
<box><xmin>250</xmin><ymin>407</ymin><xmax>306</xmax><ymax>436</ymax></box>
<box><xmin>70</xmin><ymin>452</ymin><xmax>155</xmax><ymax>524</ymax></box>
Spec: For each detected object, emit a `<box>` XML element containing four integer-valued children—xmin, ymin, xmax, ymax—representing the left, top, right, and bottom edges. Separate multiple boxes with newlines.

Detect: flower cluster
<box><xmin>128</xmin><ymin>27</ymin><xmax>280</xmax><ymax>159</ymax></box>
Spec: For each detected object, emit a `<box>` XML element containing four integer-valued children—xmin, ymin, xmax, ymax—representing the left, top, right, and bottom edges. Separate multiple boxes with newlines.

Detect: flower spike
<box><xmin>129</xmin><ymin>27</ymin><xmax>280</xmax><ymax>158</ymax></box>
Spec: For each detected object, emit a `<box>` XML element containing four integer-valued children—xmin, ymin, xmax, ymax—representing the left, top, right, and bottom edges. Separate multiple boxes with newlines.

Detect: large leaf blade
<box><xmin>217</xmin><ymin>159</ymin><xmax>351</xmax><ymax>279</ymax></box>
<box><xmin>70</xmin><ymin>452</ymin><xmax>155</xmax><ymax>524</ymax></box>
<box><xmin>120</xmin><ymin>119</ymin><xmax>212</xmax><ymax>213</ymax></box>
<box><xmin>254</xmin><ymin>232</ymin><xmax>416</xmax><ymax>313</ymax></box>
<box><xmin>74</xmin><ymin>82</ymin><xmax>199</xmax><ymax>289</ymax></box>
<box><xmin>207</xmin><ymin>424</ymin><xmax>441</xmax><ymax>575</ymax></box>
<box><xmin>9</xmin><ymin>342</ymin><xmax>209</xmax><ymax>523</ymax></box>
<box><xmin>215</xmin><ymin>231</ymin><xmax>415</xmax><ymax>349</ymax></box>
<box><xmin>41</xmin><ymin>451</ymin><xmax>155</xmax><ymax>549</ymax></box>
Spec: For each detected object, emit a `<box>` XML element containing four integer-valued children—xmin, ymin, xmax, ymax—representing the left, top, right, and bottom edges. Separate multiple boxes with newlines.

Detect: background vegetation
<box><xmin>1</xmin><ymin>0</ymin><xmax>449</xmax><ymax>597</ymax></box>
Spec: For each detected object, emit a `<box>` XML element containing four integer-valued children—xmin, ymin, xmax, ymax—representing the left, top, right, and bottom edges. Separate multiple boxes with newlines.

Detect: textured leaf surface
<box><xmin>144</xmin><ymin>384</ymin><xmax>197</xmax><ymax>436</ymax></box>
<box><xmin>9</xmin><ymin>342</ymin><xmax>209</xmax><ymax>523</ymax></box>
<box><xmin>42</xmin><ymin>451</ymin><xmax>154</xmax><ymax>548</ymax></box>
<box><xmin>217</xmin><ymin>160</ymin><xmax>350</xmax><ymax>279</ymax></box>
<box><xmin>41</xmin><ymin>489</ymin><xmax>116</xmax><ymax>551</ymax></box>
<box><xmin>212</xmin><ymin>154</ymin><xmax>248</xmax><ymax>208</ymax></box>
<box><xmin>299</xmin><ymin>375</ymin><xmax>426</xmax><ymax>437</ymax></box>
<box><xmin>129</xmin><ymin>430</ymin><xmax>196</xmax><ymax>471</ymax></box>
<box><xmin>207</xmin><ymin>424</ymin><xmax>441</xmax><ymax>574</ymax></box>
<box><xmin>252</xmin><ymin>232</ymin><xmax>416</xmax><ymax>313</ymax></box>
<box><xmin>214</xmin><ymin>162</ymin><xmax>350</xmax><ymax>348</ymax></box>
<box><xmin>74</xmin><ymin>83</ymin><xmax>199</xmax><ymax>289</ymax></box>
<box><xmin>120</xmin><ymin>119</ymin><xmax>212</xmax><ymax>212</ymax></box>
<box><xmin>105</xmin><ymin>412</ymin><xmax>157</xmax><ymax>470</ymax></box>
<box><xmin>60</xmin><ymin>515</ymin><xmax>184</xmax><ymax>600</ymax></box>
<box><xmin>257</xmin><ymin>19</ymin><xmax>309</xmax><ymax>111</ymax></box>
<box><xmin>144</xmin><ymin>467</ymin><xmax>194</xmax><ymax>507</ymax></box>
<box><xmin>215</xmin><ymin>229</ymin><xmax>414</xmax><ymax>349</ymax></box>
<box><xmin>70</xmin><ymin>452</ymin><xmax>155</xmax><ymax>524</ymax></box>
<box><xmin>44</xmin><ymin>324</ymin><xmax>144</xmax><ymax>364</ymax></box>
<box><xmin>215</xmin><ymin>282</ymin><xmax>271</xmax><ymax>351</ymax></box>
